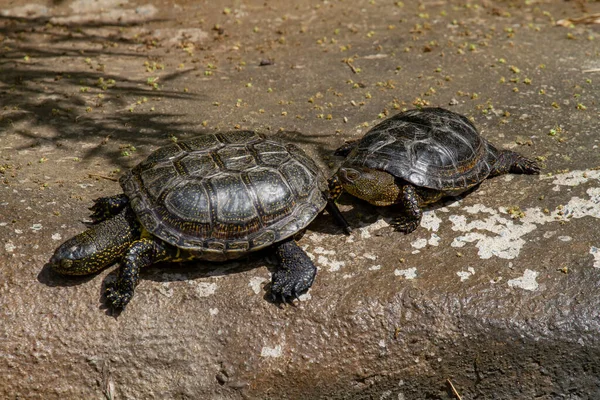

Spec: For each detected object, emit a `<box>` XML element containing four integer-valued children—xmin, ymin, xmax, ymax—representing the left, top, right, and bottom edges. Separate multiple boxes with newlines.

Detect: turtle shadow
<box><xmin>329</xmin><ymin>184</ymin><xmax>482</xmax><ymax>233</ymax></box>
<box><xmin>96</xmin><ymin>247</ymin><xmax>292</xmax><ymax>316</ymax></box>
<box><xmin>37</xmin><ymin>262</ymin><xmax>102</xmax><ymax>287</ymax></box>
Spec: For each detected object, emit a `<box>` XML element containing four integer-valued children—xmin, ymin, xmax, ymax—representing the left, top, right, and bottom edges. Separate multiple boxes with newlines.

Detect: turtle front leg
<box><xmin>105</xmin><ymin>237</ymin><xmax>171</xmax><ymax>310</ymax></box>
<box><xmin>89</xmin><ymin>194</ymin><xmax>129</xmax><ymax>223</ymax></box>
<box><xmin>270</xmin><ymin>240</ymin><xmax>317</xmax><ymax>302</ymax></box>
<box><xmin>490</xmin><ymin>150</ymin><xmax>540</xmax><ymax>177</ymax></box>
<box><xmin>326</xmin><ymin>175</ymin><xmax>352</xmax><ymax>234</ymax></box>
<box><xmin>391</xmin><ymin>184</ymin><xmax>423</xmax><ymax>234</ymax></box>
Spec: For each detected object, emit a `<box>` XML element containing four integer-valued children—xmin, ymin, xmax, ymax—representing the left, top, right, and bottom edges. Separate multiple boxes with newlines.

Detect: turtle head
<box><xmin>335</xmin><ymin>166</ymin><xmax>401</xmax><ymax>206</ymax></box>
<box><xmin>49</xmin><ymin>209</ymin><xmax>139</xmax><ymax>276</ymax></box>
<box><xmin>49</xmin><ymin>231</ymin><xmax>108</xmax><ymax>275</ymax></box>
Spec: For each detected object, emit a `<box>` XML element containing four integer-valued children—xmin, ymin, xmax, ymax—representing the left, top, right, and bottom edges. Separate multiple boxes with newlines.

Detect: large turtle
<box><xmin>49</xmin><ymin>130</ymin><xmax>349</xmax><ymax>309</ymax></box>
<box><xmin>328</xmin><ymin>107</ymin><xmax>540</xmax><ymax>233</ymax></box>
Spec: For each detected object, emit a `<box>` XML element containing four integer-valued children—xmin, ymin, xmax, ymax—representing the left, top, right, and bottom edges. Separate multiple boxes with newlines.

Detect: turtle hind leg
<box><xmin>105</xmin><ymin>237</ymin><xmax>172</xmax><ymax>310</ymax></box>
<box><xmin>270</xmin><ymin>240</ymin><xmax>317</xmax><ymax>303</ymax></box>
<box><xmin>391</xmin><ymin>184</ymin><xmax>423</xmax><ymax>234</ymax></box>
<box><xmin>89</xmin><ymin>194</ymin><xmax>129</xmax><ymax>224</ymax></box>
<box><xmin>490</xmin><ymin>150</ymin><xmax>541</xmax><ymax>177</ymax></box>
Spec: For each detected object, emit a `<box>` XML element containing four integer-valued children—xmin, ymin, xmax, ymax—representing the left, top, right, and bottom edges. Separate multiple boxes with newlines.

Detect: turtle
<box><xmin>49</xmin><ymin>130</ymin><xmax>350</xmax><ymax>309</ymax></box>
<box><xmin>328</xmin><ymin>107</ymin><xmax>541</xmax><ymax>233</ymax></box>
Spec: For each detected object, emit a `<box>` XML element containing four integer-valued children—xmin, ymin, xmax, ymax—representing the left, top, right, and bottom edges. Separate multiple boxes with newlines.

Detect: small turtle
<box><xmin>49</xmin><ymin>131</ymin><xmax>349</xmax><ymax>309</ymax></box>
<box><xmin>329</xmin><ymin>107</ymin><xmax>540</xmax><ymax>233</ymax></box>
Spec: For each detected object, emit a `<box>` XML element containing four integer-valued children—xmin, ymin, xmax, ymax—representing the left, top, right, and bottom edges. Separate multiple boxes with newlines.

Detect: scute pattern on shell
<box><xmin>120</xmin><ymin>131</ymin><xmax>327</xmax><ymax>260</ymax></box>
<box><xmin>344</xmin><ymin>108</ymin><xmax>499</xmax><ymax>191</ymax></box>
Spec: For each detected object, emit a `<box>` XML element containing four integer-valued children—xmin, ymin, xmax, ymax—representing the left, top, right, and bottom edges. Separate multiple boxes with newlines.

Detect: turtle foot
<box><xmin>89</xmin><ymin>194</ymin><xmax>128</xmax><ymax>224</ymax></box>
<box><xmin>105</xmin><ymin>282</ymin><xmax>133</xmax><ymax>310</ymax></box>
<box><xmin>391</xmin><ymin>216</ymin><xmax>420</xmax><ymax>234</ymax></box>
<box><xmin>270</xmin><ymin>266</ymin><xmax>316</xmax><ymax>303</ymax></box>
<box><xmin>271</xmin><ymin>240</ymin><xmax>317</xmax><ymax>303</ymax></box>
<box><xmin>511</xmin><ymin>157</ymin><xmax>541</xmax><ymax>175</ymax></box>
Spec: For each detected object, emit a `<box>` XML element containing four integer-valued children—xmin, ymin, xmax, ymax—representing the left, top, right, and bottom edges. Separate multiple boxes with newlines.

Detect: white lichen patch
<box><xmin>507</xmin><ymin>269</ymin><xmax>539</xmax><ymax>291</ymax></box>
<box><xmin>260</xmin><ymin>344</ymin><xmax>283</xmax><ymax>358</ymax></box>
<box><xmin>558</xmin><ymin>236</ymin><xmax>572</xmax><ymax>242</ymax></box>
<box><xmin>450</xmin><ymin>212</ymin><xmax>537</xmax><ymax>259</ymax></box>
<box><xmin>560</xmin><ymin>188</ymin><xmax>600</xmax><ymax>219</ymax></box>
<box><xmin>357</xmin><ymin>218</ymin><xmax>390</xmax><ymax>239</ymax></box>
<box><xmin>30</xmin><ymin>224</ymin><xmax>42</xmax><ymax>231</ymax></box>
<box><xmin>249</xmin><ymin>277</ymin><xmax>267</xmax><ymax>294</ymax></box>
<box><xmin>428</xmin><ymin>233</ymin><xmax>441</xmax><ymax>246</ymax></box>
<box><xmin>313</xmin><ymin>246</ymin><xmax>335</xmax><ymax>256</ymax></box>
<box><xmin>298</xmin><ymin>292</ymin><xmax>312</xmax><ymax>301</ymax></box>
<box><xmin>546</xmin><ymin>169</ymin><xmax>600</xmax><ymax>187</ymax></box>
<box><xmin>444</xmin><ymin>169</ymin><xmax>600</xmax><ymax>260</ymax></box>
<box><xmin>194</xmin><ymin>282</ymin><xmax>217</xmax><ymax>297</ymax></box>
<box><xmin>457</xmin><ymin>267</ymin><xmax>475</xmax><ymax>282</ymax></box>
<box><xmin>369</xmin><ymin>265</ymin><xmax>382</xmax><ymax>271</ymax></box>
<box><xmin>590</xmin><ymin>247</ymin><xmax>600</xmax><ymax>269</ymax></box>
<box><xmin>420</xmin><ymin>210</ymin><xmax>442</xmax><ymax>231</ymax></box>
<box><xmin>464</xmin><ymin>204</ymin><xmax>497</xmax><ymax>215</ymax></box>
<box><xmin>363</xmin><ymin>253</ymin><xmax>377</xmax><ymax>260</ymax></box>
<box><xmin>411</xmin><ymin>238</ymin><xmax>428</xmax><ymax>250</ymax></box>
<box><xmin>5</xmin><ymin>241</ymin><xmax>16</xmax><ymax>252</ymax></box>
<box><xmin>394</xmin><ymin>267</ymin><xmax>417</xmax><ymax>280</ymax></box>
<box><xmin>317</xmin><ymin>255</ymin><xmax>345</xmax><ymax>272</ymax></box>
<box><xmin>51</xmin><ymin>233</ymin><xmax>62</xmax><ymax>241</ymax></box>
<box><xmin>209</xmin><ymin>308</ymin><xmax>219</xmax><ymax>316</ymax></box>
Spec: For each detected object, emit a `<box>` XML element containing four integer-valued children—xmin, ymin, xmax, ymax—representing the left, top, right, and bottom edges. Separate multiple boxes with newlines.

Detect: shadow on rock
<box><xmin>37</xmin><ymin>262</ymin><xmax>101</xmax><ymax>287</ymax></box>
<box><xmin>0</xmin><ymin>13</ymin><xmax>203</xmax><ymax>167</ymax></box>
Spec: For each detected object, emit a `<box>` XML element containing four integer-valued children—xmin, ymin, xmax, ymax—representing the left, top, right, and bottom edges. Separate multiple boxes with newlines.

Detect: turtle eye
<box><xmin>340</xmin><ymin>168</ymin><xmax>361</xmax><ymax>183</ymax></box>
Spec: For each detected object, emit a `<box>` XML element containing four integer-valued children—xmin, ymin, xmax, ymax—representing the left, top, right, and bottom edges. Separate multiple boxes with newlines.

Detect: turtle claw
<box><xmin>89</xmin><ymin>195</ymin><xmax>128</xmax><ymax>224</ymax></box>
<box><xmin>105</xmin><ymin>282</ymin><xmax>133</xmax><ymax>310</ymax></box>
<box><xmin>391</xmin><ymin>216</ymin><xmax>420</xmax><ymax>234</ymax></box>
<box><xmin>89</xmin><ymin>204</ymin><xmax>109</xmax><ymax>224</ymax></box>
<box><xmin>270</xmin><ymin>269</ymin><xmax>313</xmax><ymax>304</ymax></box>
<box><xmin>513</xmin><ymin>157</ymin><xmax>541</xmax><ymax>175</ymax></box>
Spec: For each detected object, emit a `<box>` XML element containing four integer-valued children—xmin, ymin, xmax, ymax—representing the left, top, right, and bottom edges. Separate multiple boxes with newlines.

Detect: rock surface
<box><xmin>1</xmin><ymin>0</ymin><xmax>600</xmax><ymax>398</ymax></box>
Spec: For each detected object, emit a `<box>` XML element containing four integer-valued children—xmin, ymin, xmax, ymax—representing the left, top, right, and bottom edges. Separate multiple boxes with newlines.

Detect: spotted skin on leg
<box><xmin>89</xmin><ymin>194</ymin><xmax>129</xmax><ymax>224</ymax></box>
<box><xmin>105</xmin><ymin>237</ymin><xmax>171</xmax><ymax>310</ymax></box>
<box><xmin>391</xmin><ymin>184</ymin><xmax>423</xmax><ymax>234</ymax></box>
<box><xmin>270</xmin><ymin>240</ymin><xmax>317</xmax><ymax>303</ymax></box>
<box><xmin>490</xmin><ymin>150</ymin><xmax>541</xmax><ymax>177</ymax></box>
<box><xmin>327</xmin><ymin>174</ymin><xmax>344</xmax><ymax>201</ymax></box>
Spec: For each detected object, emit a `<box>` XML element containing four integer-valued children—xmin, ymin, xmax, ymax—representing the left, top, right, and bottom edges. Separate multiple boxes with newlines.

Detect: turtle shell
<box><xmin>120</xmin><ymin>131</ymin><xmax>327</xmax><ymax>260</ymax></box>
<box><xmin>342</xmin><ymin>107</ymin><xmax>499</xmax><ymax>192</ymax></box>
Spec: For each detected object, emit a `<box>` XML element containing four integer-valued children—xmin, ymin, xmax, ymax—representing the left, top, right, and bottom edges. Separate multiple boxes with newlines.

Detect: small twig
<box><xmin>102</xmin><ymin>360</ymin><xmax>115</xmax><ymax>400</ymax></box>
<box><xmin>89</xmin><ymin>173</ymin><xmax>118</xmax><ymax>182</ymax></box>
<box><xmin>346</xmin><ymin>60</ymin><xmax>359</xmax><ymax>74</ymax></box>
<box><xmin>582</xmin><ymin>68</ymin><xmax>600</xmax><ymax>73</ymax></box>
<box><xmin>556</xmin><ymin>13</ymin><xmax>600</xmax><ymax>27</ymax></box>
<box><xmin>100</xmin><ymin>134</ymin><xmax>112</xmax><ymax>145</ymax></box>
<box><xmin>447</xmin><ymin>379</ymin><xmax>462</xmax><ymax>400</ymax></box>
